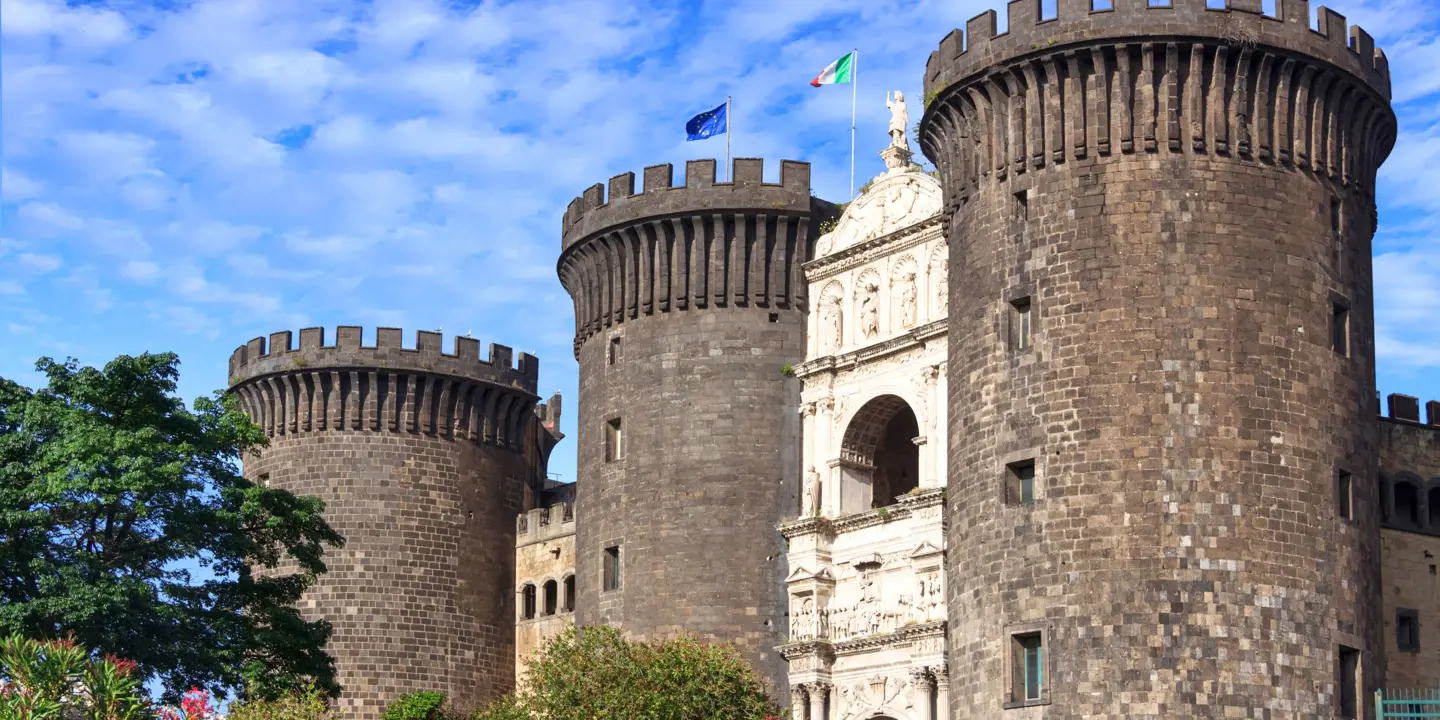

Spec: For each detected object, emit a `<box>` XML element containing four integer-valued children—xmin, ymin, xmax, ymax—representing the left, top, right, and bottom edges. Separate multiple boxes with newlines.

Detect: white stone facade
<box><xmin>780</xmin><ymin>119</ymin><xmax>950</xmax><ymax>720</ymax></box>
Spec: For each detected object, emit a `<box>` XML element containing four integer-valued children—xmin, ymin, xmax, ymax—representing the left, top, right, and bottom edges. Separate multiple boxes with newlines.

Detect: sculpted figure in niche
<box><xmin>882</xmin><ymin>181</ymin><xmax>917</xmax><ymax>232</ymax></box>
<box><xmin>858</xmin><ymin>281</ymin><xmax>880</xmax><ymax>339</ymax></box>
<box><xmin>803</xmin><ymin>465</ymin><xmax>822</xmax><ymax>517</ymax></box>
<box><xmin>821</xmin><ymin>293</ymin><xmax>844</xmax><ymax>353</ymax></box>
<box><xmin>887</xmin><ymin>91</ymin><xmax>909</xmax><ymax>151</ymax></box>
<box><xmin>897</xmin><ymin>271</ymin><xmax>917</xmax><ymax>329</ymax></box>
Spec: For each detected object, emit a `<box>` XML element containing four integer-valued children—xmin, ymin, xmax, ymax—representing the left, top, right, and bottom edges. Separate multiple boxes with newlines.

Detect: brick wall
<box><xmin>1378</xmin><ymin>414</ymin><xmax>1440</xmax><ymax>688</ymax></box>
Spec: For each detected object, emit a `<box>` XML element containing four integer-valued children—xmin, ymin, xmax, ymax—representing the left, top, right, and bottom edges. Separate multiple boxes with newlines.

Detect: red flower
<box><xmin>102</xmin><ymin>654</ymin><xmax>139</xmax><ymax>676</ymax></box>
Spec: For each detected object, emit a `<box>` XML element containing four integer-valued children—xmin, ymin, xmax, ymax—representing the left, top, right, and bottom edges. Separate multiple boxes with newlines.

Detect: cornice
<box><xmin>795</xmin><ymin>319</ymin><xmax>947</xmax><ymax>381</ymax></box>
<box><xmin>780</xmin><ymin>487</ymin><xmax>946</xmax><ymax>538</ymax></box>
<box><xmin>804</xmin><ymin>216</ymin><xmax>944</xmax><ymax>281</ymax></box>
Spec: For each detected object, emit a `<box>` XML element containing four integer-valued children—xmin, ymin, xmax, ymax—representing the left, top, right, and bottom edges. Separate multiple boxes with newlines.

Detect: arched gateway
<box><xmin>779</xmin><ymin>113</ymin><xmax>949</xmax><ymax>720</ymax></box>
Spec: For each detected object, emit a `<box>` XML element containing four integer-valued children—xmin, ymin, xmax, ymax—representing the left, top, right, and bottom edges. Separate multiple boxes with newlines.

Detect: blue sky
<box><xmin>3</xmin><ymin>0</ymin><xmax>1439</xmax><ymax>486</ymax></box>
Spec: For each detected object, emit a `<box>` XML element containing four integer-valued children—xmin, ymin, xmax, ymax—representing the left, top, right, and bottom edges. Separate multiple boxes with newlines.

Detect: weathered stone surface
<box><xmin>229</xmin><ymin>327</ymin><xmax>556</xmax><ymax>719</ymax></box>
<box><xmin>557</xmin><ymin>160</ymin><xmax>837</xmax><ymax>702</ymax></box>
<box><xmin>1378</xmin><ymin>405</ymin><xmax>1440</xmax><ymax>689</ymax></box>
<box><xmin>918</xmin><ymin>2</ymin><xmax>1397</xmax><ymax>716</ymax></box>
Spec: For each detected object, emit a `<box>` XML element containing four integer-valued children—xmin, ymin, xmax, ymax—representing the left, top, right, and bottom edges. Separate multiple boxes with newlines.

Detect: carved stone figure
<box><xmin>803</xmin><ymin>466</ymin><xmax>822</xmax><ymax>517</ymax></box>
<box><xmin>932</xmin><ymin>251</ymin><xmax>949</xmax><ymax>311</ymax></box>
<box><xmin>859</xmin><ymin>282</ymin><xmax>880</xmax><ymax>339</ymax></box>
<box><xmin>822</xmin><ymin>294</ymin><xmax>844</xmax><ymax>353</ymax></box>
<box><xmin>897</xmin><ymin>272</ymin><xmax>917</xmax><ymax>329</ymax></box>
<box><xmin>887</xmin><ymin>91</ymin><xmax>910</xmax><ymax>151</ymax></box>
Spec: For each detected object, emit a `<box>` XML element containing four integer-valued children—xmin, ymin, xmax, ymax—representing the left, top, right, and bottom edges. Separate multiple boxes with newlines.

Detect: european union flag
<box><xmin>685</xmin><ymin>102</ymin><xmax>728</xmax><ymax>141</ymax></box>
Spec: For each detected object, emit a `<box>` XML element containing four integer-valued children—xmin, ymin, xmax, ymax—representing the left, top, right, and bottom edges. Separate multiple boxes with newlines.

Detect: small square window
<box><xmin>608</xmin><ymin>336</ymin><xmax>622</xmax><ymax>365</ymax></box>
<box><xmin>1338</xmin><ymin>645</ymin><xmax>1360</xmax><ymax>718</ymax></box>
<box><xmin>1397</xmin><ymin>608</ymin><xmax>1420</xmax><ymax>653</ymax></box>
<box><xmin>1012</xmin><ymin>632</ymin><xmax>1043</xmax><ymax>703</ymax></box>
<box><xmin>1006</xmin><ymin>459</ymin><xmax>1036</xmax><ymax>506</ymax></box>
<box><xmin>1011</xmin><ymin>297</ymin><xmax>1033</xmax><ymax>352</ymax></box>
<box><xmin>1331</xmin><ymin>304</ymin><xmax>1349</xmax><ymax>357</ymax></box>
<box><xmin>605</xmin><ymin>418</ymin><xmax>623</xmax><ymax>462</ymax></box>
<box><xmin>1337</xmin><ymin>470</ymin><xmax>1353</xmax><ymax>521</ymax></box>
<box><xmin>603</xmin><ymin>545</ymin><xmax>621</xmax><ymax>592</ymax></box>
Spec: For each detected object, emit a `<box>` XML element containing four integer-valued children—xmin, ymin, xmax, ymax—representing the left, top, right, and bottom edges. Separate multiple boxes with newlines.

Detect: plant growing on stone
<box><xmin>475</xmin><ymin>626</ymin><xmax>782</xmax><ymax>720</ymax></box>
<box><xmin>381</xmin><ymin>691</ymin><xmax>449</xmax><ymax>720</ymax></box>
<box><xmin>0</xmin><ymin>353</ymin><xmax>344</xmax><ymax>703</ymax></box>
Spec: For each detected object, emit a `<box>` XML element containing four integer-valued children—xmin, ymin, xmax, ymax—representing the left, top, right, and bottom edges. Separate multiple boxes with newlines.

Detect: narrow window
<box><xmin>1337</xmin><ymin>470</ymin><xmax>1353</xmax><ymax>521</ymax></box>
<box><xmin>1013</xmin><ymin>189</ymin><xmax>1029</xmax><ymax>222</ymax></box>
<box><xmin>521</xmin><ymin>584</ymin><xmax>536</xmax><ymax>620</ymax></box>
<box><xmin>1337</xmin><ymin>646</ymin><xmax>1360</xmax><ymax>718</ymax></box>
<box><xmin>603</xmin><ymin>546</ymin><xmax>621</xmax><ymax>592</ymax></box>
<box><xmin>1330</xmin><ymin>303</ymin><xmax>1349</xmax><ymax>357</ymax></box>
<box><xmin>543</xmin><ymin>579</ymin><xmax>558</xmax><ymax>616</ymax></box>
<box><xmin>563</xmin><ymin>575</ymin><xmax>575</xmax><ymax>612</ymax></box>
<box><xmin>1396</xmin><ymin>482</ymin><xmax>1420</xmax><ymax>528</ymax></box>
<box><xmin>1011</xmin><ymin>297</ymin><xmax>1033</xmax><ymax>351</ymax></box>
<box><xmin>1011</xmin><ymin>632</ymin><xmax>1044</xmax><ymax>703</ymax></box>
<box><xmin>1397</xmin><ymin>609</ymin><xmax>1420</xmax><ymax>652</ymax></box>
<box><xmin>608</xmin><ymin>336</ymin><xmax>621</xmax><ymax>365</ymax></box>
<box><xmin>1331</xmin><ymin>198</ymin><xmax>1343</xmax><ymax>267</ymax></box>
<box><xmin>1007</xmin><ymin>459</ymin><xmax>1036</xmax><ymax>506</ymax></box>
<box><xmin>605</xmin><ymin>418</ymin><xmax>623</xmax><ymax>462</ymax></box>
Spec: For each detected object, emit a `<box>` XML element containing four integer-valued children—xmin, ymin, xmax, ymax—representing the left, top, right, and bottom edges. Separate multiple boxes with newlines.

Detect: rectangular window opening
<box><xmin>1013</xmin><ymin>189</ymin><xmax>1029</xmax><ymax>223</ymax></box>
<box><xmin>1337</xmin><ymin>470</ymin><xmax>1353</xmax><ymax>521</ymax></box>
<box><xmin>1331</xmin><ymin>303</ymin><xmax>1349</xmax><ymax>357</ymax></box>
<box><xmin>605</xmin><ymin>418</ymin><xmax>623</xmax><ymax>462</ymax></box>
<box><xmin>258</xmin><ymin>473</ymin><xmax>271</xmax><ymax>487</ymax></box>
<box><xmin>603</xmin><ymin>545</ymin><xmax>621</xmax><ymax>592</ymax></box>
<box><xmin>608</xmin><ymin>336</ymin><xmax>621</xmax><ymax>365</ymax></box>
<box><xmin>768</xmin><ymin>312</ymin><xmax>780</xmax><ymax>323</ymax></box>
<box><xmin>1007</xmin><ymin>459</ymin><xmax>1036</xmax><ymax>506</ymax></box>
<box><xmin>1397</xmin><ymin>609</ymin><xmax>1420</xmax><ymax>652</ymax></box>
<box><xmin>1338</xmin><ymin>645</ymin><xmax>1360</xmax><ymax>718</ymax></box>
<box><xmin>1011</xmin><ymin>632</ymin><xmax>1044</xmax><ymax>703</ymax></box>
<box><xmin>1011</xmin><ymin>297</ymin><xmax>1033</xmax><ymax>352</ymax></box>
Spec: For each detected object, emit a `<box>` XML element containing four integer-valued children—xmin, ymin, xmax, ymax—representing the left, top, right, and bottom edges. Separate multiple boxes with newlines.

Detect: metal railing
<box><xmin>1378</xmin><ymin>689</ymin><xmax>1440</xmax><ymax>719</ymax></box>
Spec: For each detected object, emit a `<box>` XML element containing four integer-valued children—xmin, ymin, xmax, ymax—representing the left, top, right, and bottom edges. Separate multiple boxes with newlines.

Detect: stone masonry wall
<box><xmin>919</xmin><ymin>2</ymin><xmax>1396</xmax><ymax>717</ymax></box>
<box><xmin>558</xmin><ymin>158</ymin><xmax>833</xmax><ymax>703</ymax></box>
<box><xmin>514</xmin><ymin>503</ymin><xmax>576</xmax><ymax>684</ymax></box>
<box><xmin>229</xmin><ymin>328</ymin><xmax>544</xmax><ymax>719</ymax></box>
<box><xmin>1377</xmin><ymin>406</ymin><xmax>1440</xmax><ymax>689</ymax></box>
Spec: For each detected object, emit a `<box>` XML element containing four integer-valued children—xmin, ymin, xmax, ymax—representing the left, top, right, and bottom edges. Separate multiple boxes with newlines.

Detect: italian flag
<box><xmin>810</xmin><ymin>51</ymin><xmax>854</xmax><ymax>87</ymax></box>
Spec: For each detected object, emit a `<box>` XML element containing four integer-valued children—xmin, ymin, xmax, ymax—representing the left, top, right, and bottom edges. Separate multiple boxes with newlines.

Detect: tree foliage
<box><xmin>474</xmin><ymin>626</ymin><xmax>783</xmax><ymax>720</ymax></box>
<box><xmin>0</xmin><ymin>633</ymin><xmax>151</xmax><ymax>720</ymax></box>
<box><xmin>380</xmin><ymin>691</ymin><xmax>449</xmax><ymax>720</ymax></box>
<box><xmin>0</xmin><ymin>353</ymin><xmax>344</xmax><ymax>702</ymax></box>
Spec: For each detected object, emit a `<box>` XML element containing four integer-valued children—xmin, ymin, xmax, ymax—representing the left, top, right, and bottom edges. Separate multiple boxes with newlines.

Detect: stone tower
<box><xmin>228</xmin><ymin>327</ymin><xmax>560</xmax><ymax>719</ymax></box>
<box><xmin>917</xmin><ymin>1</ymin><xmax>1395</xmax><ymax>717</ymax></box>
<box><xmin>557</xmin><ymin>158</ymin><xmax>835</xmax><ymax>697</ymax></box>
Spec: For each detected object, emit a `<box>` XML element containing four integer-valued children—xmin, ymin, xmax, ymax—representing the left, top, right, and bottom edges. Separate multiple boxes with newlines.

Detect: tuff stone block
<box><xmin>919</xmin><ymin>2</ymin><xmax>1396</xmax><ymax>716</ymax></box>
<box><xmin>228</xmin><ymin>327</ymin><xmax>559</xmax><ymax>719</ymax></box>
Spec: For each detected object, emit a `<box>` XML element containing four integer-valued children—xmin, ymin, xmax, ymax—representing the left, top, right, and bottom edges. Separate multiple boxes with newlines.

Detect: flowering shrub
<box><xmin>0</xmin><ymin>634</ymin><xmax>151</xmax><ymax>720</ymax></box>
<box><xmin>153</xmin><ymin>688</ymin><xmax>220</xmax><ymax>720</ymax></box>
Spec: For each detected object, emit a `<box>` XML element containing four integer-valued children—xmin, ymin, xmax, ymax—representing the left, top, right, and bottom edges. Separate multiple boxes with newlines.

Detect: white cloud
<box><xmin>0</xmin><ymin>0</ymin><xmax>132</xmax><ymax>50</ymax></box>
<box><xmin>122</xmin><ymin>260</ymin><xmax>161</xmax><ymax>283</ymax></box>
<box><xmin>16</xmin><ymin>201</ymin><xmax>84</xmax><ymax>234</ymax></box>
<box><xmin>0</xmin><ymin>281</ymin><xmax>23</xmax><ymax>295</ymax></box>
<box><xmin>15</xmin><ymin>253</ymin><xmax>61</xmax><ymax>273</ymax></box>
<box><xmin>2</xmin><ymin>168</ymin><xmax>42</xmax><ymax>202</ymax></box>
<box><xmin>55</xmin><ymin>130</ymin><xmax>159</xmax><ymax>181</ymax></box>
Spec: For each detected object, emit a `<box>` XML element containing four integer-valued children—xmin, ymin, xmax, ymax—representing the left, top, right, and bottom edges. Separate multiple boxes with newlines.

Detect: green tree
<box><xmin>0</xmin><ymin>353</ymin><xmax>344</xmax><ymax>702</ymax></box>
<box><xmin>475</xmin><ymin>626</ymin><xmax>783</xmax><ymax>720</ymax></box>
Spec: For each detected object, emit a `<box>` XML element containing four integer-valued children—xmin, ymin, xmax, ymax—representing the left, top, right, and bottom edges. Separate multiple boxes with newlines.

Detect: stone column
<box><xmin>913</xmin><ymin>435</ymin><xmax>932</xmax><ymax>489</ymax></box>
<box><xmin>790</xmin><ymin>684</ymin><xmax>808</xmax><ymax>720</ymax></box>
<box><xmin>807</xmin><ymin>681</ymin><xmax>830</xmax><ymax>720</ymax></box>
<box><xmin>931</xmin><ymin>665</ymin><xmax>949</xmax><ymax>720</ymax></box>
<box><xmin>910</xmin><ymin>667</ymin><xmax>936</xmax><ymax>720</ymax></box>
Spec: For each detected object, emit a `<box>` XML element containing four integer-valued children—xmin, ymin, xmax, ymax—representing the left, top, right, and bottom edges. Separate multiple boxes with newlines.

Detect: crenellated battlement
<box><xmin>556</xmin><ymin>158</ymin><xmax>837</xmax><ymax>352</ymax></box>
<box><xmin>924</xmin><ymin>1</ymin><xmax>1390</xmax><ymax>105</ymax></box>
<box><xmin>561</xmin><ymin>158</ymin><xmax>815</xmax><ymax>251</ymax></box>
<box><xmin>516</xmin><ymin>502</ymin><xmax>576</xmax><ymax>546</ymax></box>
<box><xmin>1383</xmin><ymin>393</ymin><xmax>1440</xmax><ymax>428</ymax></box>
<box><xmin>229</xmin><ymin>326</ymin><xmax>538</xmax><ymax>392</ymax></box>
<box><xmin>227</xmin><ymin>327</ymin><xmax>541</xmax><ymax>450</ymax></box>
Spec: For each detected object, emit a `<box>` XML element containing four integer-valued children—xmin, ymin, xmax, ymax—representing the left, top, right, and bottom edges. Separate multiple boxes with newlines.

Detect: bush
<box><xmin>226</xmin><ymin>684</ymin><xmax>333</xmax><ymax>720</ymax></box>
<box><xmin>382</xmin><ymin>691</ymin><xmax>449</xmax><ymax>720</ymax></box>
<box><xmin>474</xmin><ymin>626</ymin><xmax>782</xmax><ymax>720</ymax></box>
<box><xmin>0</xmin><ymin>633</ymin><xmax>150</xmax><ymax>720</ymax></box>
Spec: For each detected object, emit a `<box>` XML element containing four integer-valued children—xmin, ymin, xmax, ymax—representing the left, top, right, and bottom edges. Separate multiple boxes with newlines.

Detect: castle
<box><xmin>224</xmin><ymin>1</ymin><xmax>1440</xmax><ymax>718</ymax></box>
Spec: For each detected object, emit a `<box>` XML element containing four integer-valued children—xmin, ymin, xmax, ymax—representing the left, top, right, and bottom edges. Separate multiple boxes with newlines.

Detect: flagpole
<box><xmin>850</xmin><ymin>49</ymin><xmax>857</xmax><ymax>201</ymax></box>
<box><xmin>727</xmin><ymin>95</ymin><xmax>733</xmax><ymax>182</ymax></box>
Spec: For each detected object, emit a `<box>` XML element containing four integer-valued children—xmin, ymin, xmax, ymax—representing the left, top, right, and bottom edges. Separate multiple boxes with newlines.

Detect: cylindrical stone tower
<box><xmin>918</xmin><ymin>1</ymin><xmax>1395</xmax><ymax>717</ymax></box>
<box><xmin>228</xmin><ymin>326</ymin><xmax>558</xmax><ymax>719</ymax></box>
<box><xmin>556</xmin><ymin>158</ymin><xmax>835</xmax><ymax>698</ymax></box>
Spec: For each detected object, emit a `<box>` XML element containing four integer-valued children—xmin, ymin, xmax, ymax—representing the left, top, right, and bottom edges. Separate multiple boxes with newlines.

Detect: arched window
<box><xmin>543</xmin><ymin>579</ymin><xmax>558</xmax><ymax>616</ymax></box>
<box><xmin>1395</xmin><ymin>481</ymin><xmax>1420</xmax><ymax>529</ymax></box>
<box><xmin>521</xmin><ymin>584</ymin><xmax>536</xmax><ymax>620</ymax></box>
<box><xmin>838</xmin><ymin>394</ymin><xmax>920</xmax><ymax>513</ymax></box>
<box><xmin>563</xmin><ymin>575</ymin><xmax>576</xmax><ymax>612</ymax></box>
<box><xmin>1429</xmin><ymin>486</ymin><xmax>1440</xmax><ymax>530</ymax></box>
